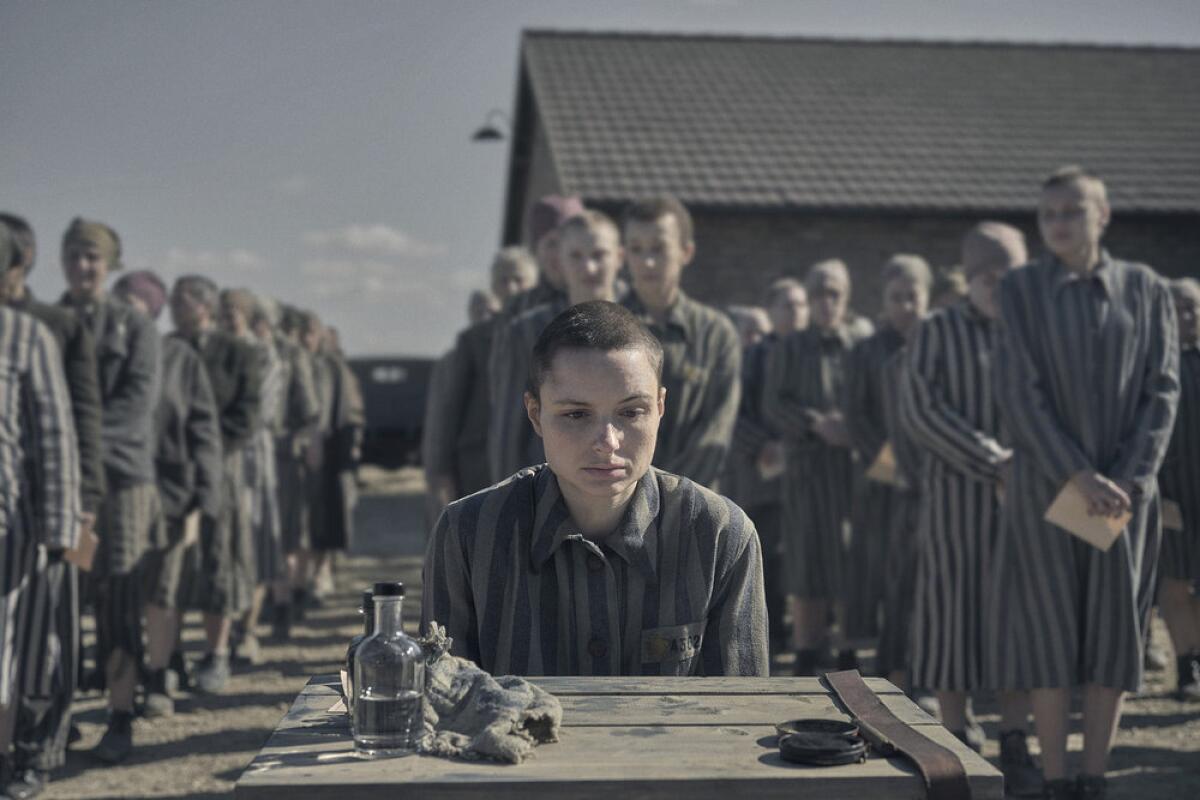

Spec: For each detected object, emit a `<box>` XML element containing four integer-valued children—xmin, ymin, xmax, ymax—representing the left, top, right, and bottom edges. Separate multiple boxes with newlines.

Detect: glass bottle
<box><xmin>345</xmin><ymin>589</ymin><xmax>374</xmax><ymax>716</ymax></box>
<box><xmin>352</xmin><ymin>581</ymin><xmax>424</xmax><ymax>757</ymax></box>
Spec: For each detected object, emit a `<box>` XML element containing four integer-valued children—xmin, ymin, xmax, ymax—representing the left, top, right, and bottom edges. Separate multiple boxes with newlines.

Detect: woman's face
<box><xmin>526</xmin><ymin>346</ymin><xmax>664</xmax><ymax>507</ymax></box>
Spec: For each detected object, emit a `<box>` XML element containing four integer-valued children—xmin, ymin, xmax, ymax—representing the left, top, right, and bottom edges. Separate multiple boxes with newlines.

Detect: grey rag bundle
<box><xmin>415</xmin><ymin>622</ymin><xmax>562</xmax><ymax>764</ymax></box>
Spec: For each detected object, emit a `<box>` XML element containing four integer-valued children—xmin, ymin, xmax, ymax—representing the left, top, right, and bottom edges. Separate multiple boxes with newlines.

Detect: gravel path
<box><xmin>39</xmin><ymin>468</ymin><xmax>1200</xmax><ymax>798</ymax></box>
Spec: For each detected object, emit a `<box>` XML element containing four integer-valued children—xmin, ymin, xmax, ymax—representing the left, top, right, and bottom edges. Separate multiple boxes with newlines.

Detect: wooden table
<box><xmin>235</xmin><ymin>674</ymin><xmax>1002</xmax><ymax>799</ymax></box>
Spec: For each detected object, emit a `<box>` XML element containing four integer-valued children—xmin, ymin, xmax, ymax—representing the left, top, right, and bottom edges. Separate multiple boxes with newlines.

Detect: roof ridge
<box><xmin>520</xmin><ymin>27</ymin><xmax>1200</xmax><ymax>54</ymax></box>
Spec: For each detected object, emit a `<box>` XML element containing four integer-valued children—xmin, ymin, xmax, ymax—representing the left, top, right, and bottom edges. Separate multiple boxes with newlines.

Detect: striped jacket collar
<box><xmin>1046</xmin><ymin>249</ymin><xmax>1119</xmax><ymax>298</ymax></box>
<box><xmin>624</xmin><ymin>291</ymin><xmax>695</xmax><ymax>339</ymax></box>
<box><xmin>529</xmin><ymin>465</ymin><xmax>660</xmax><ymax>581</ymax></box>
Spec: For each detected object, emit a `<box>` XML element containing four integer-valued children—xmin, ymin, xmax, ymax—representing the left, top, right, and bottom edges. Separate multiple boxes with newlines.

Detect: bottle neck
<box><xmin>362</xmin><ymin>605</ymin><xmax>375</xmax><ymax>637</ymax></box>
<box><xmin>372</xmin><ymin>596</ymin><xmax>404</xmax><ymax>636</ymax></box>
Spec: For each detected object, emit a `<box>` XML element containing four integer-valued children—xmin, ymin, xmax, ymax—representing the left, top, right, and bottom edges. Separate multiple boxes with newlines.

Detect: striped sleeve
<box><xmin>186</xmin><ymin>350</ymin><xmax>224</xmax><ymax>518</ymax></box>
<box><xmin>28</xmin><ymin>323</ymin><xmax>81</xmax><ymax>551</ymax></box>
<box><xmin>700</xmin><ymin>500</ymin><xmax>769</xmax><ymax>677</ymax></box>
<box><xmin>994</xmin><ymin>274</ymin><xmax>1094</xmax><ymax>487</ymax></box>
<box><xmin>421</xmin><ymin>351</ymin><xmax>456</xmax><ymax>481</ymax></box>
<box><xmin>1110</xmin><ymin>279</ymin><xmax>1180</xmax><ymax>492</ymax></box>
<box><xmin>488</xmin><ymin>316</ymin><xmax>539</xmax><ymax>482</ymax></box>
<box><xmin>901</xmin><ymin>313</ymin><xmax>1008</xmax><ymax>482</ymax></box>
<box><xmin>662</xmin><ymin>319</ymin><xmax>741</xmax><ymax>488</ymax></box>
<box><xmin>843</xmin><ymin>337</ymin><xmax>887</xmax><ymax>461</ymax></box>
<box><xmin>762</xmin><ymin>333</ymin><xmax>813</xmax><ymax>438</ymax></box>
<box><xmin>420</xmin><ymin>505</ymin><xmax>480</xmax><ymax>663</ymax></box>
<box><xmin>285</xmin><ymin>345</ymin><xmax>320</xmax><ymax>434</ymax></box>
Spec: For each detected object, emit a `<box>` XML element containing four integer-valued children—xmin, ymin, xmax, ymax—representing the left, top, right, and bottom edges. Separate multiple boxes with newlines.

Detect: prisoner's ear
<box><xmin>524</xmin><ymin>391</ymin><xmax>543</xmax><ymax>438</ymax></box>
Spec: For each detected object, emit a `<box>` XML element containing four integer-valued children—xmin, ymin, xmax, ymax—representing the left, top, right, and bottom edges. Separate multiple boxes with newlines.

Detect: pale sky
<box><xmin>3</xmin><ymin>0</ymin><xmax>1198</xmax><ymax>356</ymax></box>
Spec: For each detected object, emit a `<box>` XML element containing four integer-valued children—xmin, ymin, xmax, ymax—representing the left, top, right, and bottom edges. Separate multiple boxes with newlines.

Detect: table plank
<box><xmin>278</xmin><ymin>683</ymin><xmax>934</xmax><ymax>729</ymax></box>
<box><xmin>237</xmin><ymin>723</ymin><xmax>999</xmax><ymax>799</ymax></box>
<box><xmin>237</xmin><ymin>676</ymin><xmax>1001</xmax><ymax>800</ymax></box>
<box><xmin>527</xmin><ymin>675</ymin><xmax>904</xmax><ymax>695</ymax></box>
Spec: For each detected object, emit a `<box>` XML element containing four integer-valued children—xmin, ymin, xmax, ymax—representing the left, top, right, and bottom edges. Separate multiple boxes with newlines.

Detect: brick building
<box><xmin>497</xmin><ymin>31</ymin><xmax>1200</xmax><ymax>315</ymax></box>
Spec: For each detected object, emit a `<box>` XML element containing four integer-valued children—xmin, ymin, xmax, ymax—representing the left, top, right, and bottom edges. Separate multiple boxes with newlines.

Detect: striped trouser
<box><xmin>0</xmin><ymin>520</ymin><xmax>36</xmax><ymax>708</ymax></box>
<box><xmin>13</xmin><ymin>556</ymin><xmax>79</xmax><ymax>770</ymax></box>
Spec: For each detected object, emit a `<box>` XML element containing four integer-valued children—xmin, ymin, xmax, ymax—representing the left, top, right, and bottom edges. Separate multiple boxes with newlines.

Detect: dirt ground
<box><xmin>41</xmin><ymin>467</ymin><xmax>1200</xmax><ymax>798</ymax></box>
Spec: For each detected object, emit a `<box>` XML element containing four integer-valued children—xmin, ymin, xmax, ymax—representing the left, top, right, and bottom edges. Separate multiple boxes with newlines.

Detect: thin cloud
<box><xmin>300</xmin><ymin>258</ymin><xmax>435</xmax><ymax>302</ymax></box>
<box><xmin>301</xmin><ymin>224</ymin><xmax>447</xmax><ymax>258</ymax></box>
<box><xmin>162</xmin><ymin>247</ymin><xmax>267</xmax><ymax>274</ymax></box>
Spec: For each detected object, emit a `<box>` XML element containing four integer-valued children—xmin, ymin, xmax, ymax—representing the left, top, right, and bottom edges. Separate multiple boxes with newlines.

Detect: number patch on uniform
<box><xmin>641</xmin><ymin>621</ymin><xmax>704</xmax><ymax>664</ymax></box>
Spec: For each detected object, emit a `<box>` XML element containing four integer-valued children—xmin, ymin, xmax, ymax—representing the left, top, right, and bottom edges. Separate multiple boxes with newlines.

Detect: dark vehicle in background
<box><xmin>348</xmin><ymin>356</ymin><xmax>434</xmax><ymax>467</ymax></box>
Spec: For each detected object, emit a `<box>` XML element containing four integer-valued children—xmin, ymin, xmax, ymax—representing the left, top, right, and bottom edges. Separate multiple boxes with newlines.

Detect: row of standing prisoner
<box><xmin>421</xmin><ymin>178</ymin><xmax>1197</xmax><ymax>796</ymax></box>
<box><xmin>0</xmin><ymin>212</ymin><xmax>364</xmax><ymax>788</ymax></box>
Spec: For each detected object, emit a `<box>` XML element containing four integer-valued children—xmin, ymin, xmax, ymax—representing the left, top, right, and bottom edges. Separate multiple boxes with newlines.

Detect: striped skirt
<box><xmin>909</xmin><ymin>464</ymin><xmax>998</xmax><ymax>692</ymax></box>
<box><xmin>198</xmin><ymin>454</ymin><xmax>257</xmax><ymax>616</ymax></box>
<box><xmin>0</xmin><ymin>512</ymin><xmax>36</xmax><ymax>707</ymax></box>
<box><xmin>246</xmin><ymin>430</ymin><xmax>283</xmax><ymax>584</ymax></box>
<box><xmin>95</xmin><ymin>482</ymin><xmax>159</xmax><ymax>663</ymax></box>
<box><xmin>843</xmin><ymin>471</ymin><xmax>902</xmax><ymax>645</ymax></box>
<box><xmin>876</xmin><ymin>489</ymin><xmax>919</xmax><ymax>678</ymax></box>
<box><xmin>13</xmin><ymin>554</ymin><xmax>79</xmax><ymax>770</ymax></box>
<box><xmin>986</xmin><ymin>463</ymin><xmax>1160</xmax><ymax>692</ymax></box>
<box><xmin>275</xmin><ymin>444</ymin><xmax>308</xmax><ymax>554</ymax></box>
<box><xmin>1160</xmin><ymin>487</ymin><xmax>1199</xmax><ymax>582</ymax></box>
<box><xmin>781</xmin><ymin>444</ymin><xmax>853</xmax><ymax>601</ymax></box>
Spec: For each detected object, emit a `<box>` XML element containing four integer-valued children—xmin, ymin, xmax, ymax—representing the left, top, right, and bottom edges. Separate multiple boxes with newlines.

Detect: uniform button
<box><xmin>587</xmin><ymin>554</ymin><xmax>605</xmax><ymax>573</ymax></box>
<box><xmin>588</xmin><ymin>638</ymin><xmax>608</xmax><ymax>659</ymax></box>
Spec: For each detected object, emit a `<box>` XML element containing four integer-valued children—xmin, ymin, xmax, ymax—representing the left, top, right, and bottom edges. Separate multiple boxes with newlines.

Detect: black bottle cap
<box><xmin>372</xmin><ymin>581</ymin><xmax>405</xmax><ymax>597</ymax></box>
<box><xmin>359</xmin><ymin>589</ymin><xmax>374</xmax><ymax>612</ymax></box>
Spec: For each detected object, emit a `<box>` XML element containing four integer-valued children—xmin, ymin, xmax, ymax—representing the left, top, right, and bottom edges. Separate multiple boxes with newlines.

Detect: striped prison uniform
<box><xmin>145</xmin><ymin>336</ymin><xmax>222</xmax><ymax>611</ymax></box>
<box><xmin>421</xmin><ymin>350</ymin><xmax>455</xmax><ymax>527</ymax></box>
<box><xmin>422</xmin><ymin>464</ymin><xmax>768</xmax><ymax>676</ymax></box>
<box><xmin>487</xmin><ymin>299</ymin><xmax>566</xmax><ymax>483</ymax></box>
<box><xmin>433</xmin><ymin>319</ymin><xmax>502</xmax><ymax>498</ymax></box>
<box><xmin>842</xmin><ymin>325</ymin><xmax>909</xmax><ymax>645</ymax></box>
<box><xmin>68</xmin><ymin>294</ymin><xmax>161</xmax><ymax>671</ymax></box>
<box><xmin>246</xmin><ymin>337</ymin><xmax>284</xmax><ymax>585</ymax></box>
<box><xmin>1</xmin><ymin>307</ymin><xmax>80</xmax><ymax>706</ymax></box>
<box><xmin>624</xmin><ymin>293</ymin><xmax>741</xmax><ymax>491</ymax></box>
<box><xmin>989</xmin><ymin>253</ymin><xmax>1180</xmax><ymax>692</ymax></box>
<box><xmin>180</xmin><ymin>329</ymin><xmax>262</xmax><ymax>617</ymax></box>
<box><xmin>8</xmin><ymin>293</ymin><xmax>101</xmax><ymax>771</ymax></box>
<box><xmin>723</xmin><ymin>333</ymin><xmax>787</xmax><ymax>649</ymax></box>
<box><xmin>274</xmin><ymin>336</ymin><xmax>319</xmax><ymax>554</ymax></box>
<box><xmin>900</xmin><ymin>302</ymin><xmax>1009</xmax><ymax>692</ymax></box>
<box><xmin>1159</xmin><ymin>343</ymin><xmax>1200</xmax><ymax>582</ymax></box>
<box><xmin>763</xmin><ymin>324</ymin><xmax>866</xmax><ymax>602</ymax></box>
<box><xmin>876</xmin><ymin>346</ymin><xmax>922</xmax><ymax>678</ymax></box>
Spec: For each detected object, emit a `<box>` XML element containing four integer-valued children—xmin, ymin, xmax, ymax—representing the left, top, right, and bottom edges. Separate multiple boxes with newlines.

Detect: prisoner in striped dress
<box><xmin>842</xmin><ymin>255</ymin><xmax>930</xmax><ymax>655</ymax></box>
<box><xmin>428</xmin><ymin>248</ymin><xmax>538</xmax><ymax>503</ymax></box>
<box><xmin>877</xmin><ymin>345</ymin><xmax>920</xmax><ymax>684</ymax></box>
<box><xmin>844</xmin><ymin>255</ymin><xmax>931</xmax><ymax>680</ymax></box>
<box><xmin>723</xmin><ymin>279</ymin><xmax>809</xmax><ymax>653</ymax></box>
<box><xmin>989</xmin><ymin>168</ymin><xmax>1179</xmax><ymax>791</ymax></box>
<box><xmin>58</xmin><ymin>218</ymin><xmax>161</xmax><ymax>763</ymax></box>
<box><xmin>901</xmin><ymin>224</ymin><xmax>1041</xmax><ymax>786</ymax></box>
<box><xmin>423</xmin><ymin>301</ymin><xmax>767</xmax><ymax>676</ymax></box>
<box><xmin>0</xmin><ymin>302</ymin><xmax>80</xmax><ymax>714</ymax></box>
<box><xmin>487</xmin><ymin>211</ymin><xmax>622</xmax><ymax>483</ymax></box>
<box><xmin>170</xmin><ymin>275</ymin><xmax>262</xmax><ymax>695</ymax></box>
<box><xmin>763</xmin><ymin>259</ymin><xmax>867</xmax><ymax>675</ymax></box>
<box><xmin>621</xmin><ymin>197</ymin><xmax>741</xmax><ymax>491</ymax></box>
<box><xmin>1157</xmin><ymin>278</ymin><xmax>1200</xmax><ymax>700</ymax></box>
<box><xmin>2</xmin><ymin>212</ymin><xmax>104</xmax><ymax>778</ymax></box>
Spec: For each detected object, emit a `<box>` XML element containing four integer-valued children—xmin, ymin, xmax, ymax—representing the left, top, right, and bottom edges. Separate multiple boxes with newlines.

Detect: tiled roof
<box><xmin>520</xmin><ymin>31</ymin><xmax>1200</xmax><ymax>213</ymax></box>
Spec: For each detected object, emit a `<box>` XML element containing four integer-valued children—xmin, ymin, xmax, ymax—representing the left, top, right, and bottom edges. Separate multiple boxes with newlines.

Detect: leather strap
<box><xmin>824</xmin><ymin>670</ymin><xmax>972</xmax><ymax>800</ymax></box>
